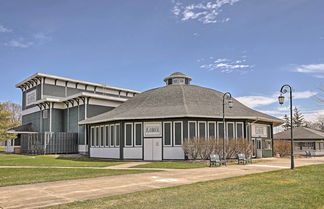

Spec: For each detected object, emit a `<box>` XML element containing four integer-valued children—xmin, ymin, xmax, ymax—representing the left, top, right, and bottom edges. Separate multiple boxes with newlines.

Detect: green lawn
<box><xmin>50</xmin><ymin>164</ymin><xmax>324</xmax><ymax>209</ymax></box>
<box><xmin>133</xmin><ymin>161</ymin><xmax>209</xmax><ymax>169</ymax></box>
<box><xmin>0</xmin><ymin>153</ymin><xmax>125</xmax><ymax>167</ymax></box>
<box><xmin>0</xmin><ymin>168</ymin><xmax>156</xmax><ymax>187</ymax></box>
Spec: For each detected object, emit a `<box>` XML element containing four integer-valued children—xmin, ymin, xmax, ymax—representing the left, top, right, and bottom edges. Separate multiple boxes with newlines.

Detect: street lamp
<box><xmin>223</xmin><ymin>92</ymin><xmax>233</xmax><ymax>160</ymax></box>
<box><xmin>278</xmin><ymin>84</ymin><xmax>294</xmax><ymax>170</ymax></box>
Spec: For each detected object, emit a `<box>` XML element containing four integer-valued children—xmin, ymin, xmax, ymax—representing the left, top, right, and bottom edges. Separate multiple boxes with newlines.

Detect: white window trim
<box><xmin>207</xmin><ymin>121</ymin><xmax>216</xmax><ymax>139</ymax></box>
<box><xmin>163</xmin><ymin>121</ymin><xmax>172</xmax><ymax>146</ymax></box>
<box><xmin>134</xmin><ymin>122</ymin><xmax>143</xmax><ymax>147</ymax></box>
<box><xmin>227</xmin><ymin>122</ymin><xmax>235</xmax><ymax>139</ymax></box>
<box><xmin>124</xmin><ymin>123</ymin><xmax>133</xmax><ymax>147</ymax></box>
<box><xmin>188</xmin><ymin>121</ymin><xmax>197</xmax><ymax>141</ymax></box>
<box><xmin>236</xmin><ymin>122</ymin><xmax>244</xmax><ymax>139</ymax></box>
<box><xmin>217</xmin><ymin>122</ymin><xmax>224</xmax><ymax>139</ymax></box>
<box><xmin>198</xmin><ymin>121</ymin><xmax>207</xmax><ymax>139</ymax></box>
<box><xmin>110</xmin><ymin>124</ymin><xmax>115</xmax><ymax>147</ymax></box>
<box><xmin>98</xmin><ymin>126</ymin><xmax>103</xmax><ymax>147</ymax></box>
<box><xmin>173</xmin><ymin>121</ymin><xmax>183</xmax><ymax>146</ymax></box>
<box><xmin>26</xmin><ymin>89</ymin><xmax>37</xmax><ymax>106</ymax></box>
<box><xmin>115</xmin><ymin>123</ymin><xmax>120</xmax><ymax>147</ymax></box>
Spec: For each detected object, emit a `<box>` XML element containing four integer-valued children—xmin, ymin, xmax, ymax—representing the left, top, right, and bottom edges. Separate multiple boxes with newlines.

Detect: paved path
<box><xmin>0</xmin><ymin>157</ymin><xmax>323</xmax><ymax>209</ymax></box>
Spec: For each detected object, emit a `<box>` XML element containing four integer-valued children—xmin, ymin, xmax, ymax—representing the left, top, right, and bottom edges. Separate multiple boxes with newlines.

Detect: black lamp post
<box><xmin>222</xmin><ymin>92</ymin><xmax>233</xmax><ymax>160</ymax></box>
<box><xmin>278</xmin><ymin>84</ymin><xmax>295</xmax><ymax>170</ymax></box>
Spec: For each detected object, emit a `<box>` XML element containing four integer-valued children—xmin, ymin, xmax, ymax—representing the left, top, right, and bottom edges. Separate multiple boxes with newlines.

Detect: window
<box><xmin>257</xmin><ymin>140</ymin><xmax>262</xmax><ymax>149</ymax></box>
<box><xmin>100</xmin><ymin>126</ymin><xmax>104</xmax><ymax>146</ymax></box>
<box><xmin>95</xmin><ymin>127</ymin><xmax>99</xmax><ymax>146</ymax></box>
<box><xmin>218</xmin><ymin>122</ymin><xmax>224</xmax><ymax>139</ymax></box>
<box><xmin>105</xmin><ymin>125</ymin><xmax>110</xmax><ymax>146</ymax></box>
<box><xmin>91</xmin><ymin>127</ymin><xmax>95</xmax><ymax>146</ymax></box>
<box><xmin>255</xmin><ymin>126</ymin><xmax>265</xmax><ymax>135</ymax></box>
<box><xmin>320</xmin><ymin>142</ymin><xmax>324</xmax><ymax>150</ymax></box>
<box><xmin>135</xmin><ymin>123</ymin><xmax>142</xmax><ymax>146</ymax></box>
<box><xmin>267</xmin><ymin>126</ymin><xmax>271</xmax><ymax>138</ymax></box>
<box><xmin>116</xmin><ymin>124</ymin><xmax>120</xmax><ymax>146</ymax></box>
<box><xmin>26</xmin><ymin>89</ymin><xmax>36</xmax><ymax>106</ymax></box>
<box><xmin>264</xmin><ymin>140</ymin><xmax>271</xmax><ymax>150</ymax></box>
<box><xmin>227</xmin><ymin>123</ymin><xmax>234</xmax><ymax>139</ymax></box>
<box><xmin>208</xmin><ymin>122</ymin><xmax>216</xmax><ymax>139</ymax></box>
<box><xmin>110</xmin><ymin>125</ymin><xmax>115</xmax><ymax>146</ymax></box>
<box><xmin>43</xmin><ymin>110</ymin><xmax>48</xmax><ymax>119</ymax></box>
<box><xmin>198</xmin><ymin>122</ymin><xmax>206</xmax><ymax>138</ymax></box>
<box><xmin>125</xmin><ymin>123</ymin><xmax>133</xmax><ymax>147</ymax></box>
<box><xmin>174</xmin><ymin>122</ymin><xmax>183</xmax><ymax>146</ymax></box>
<box><xmin>163</xmin><ymin>122</ymin><xmax>172</xmax><ymax>146</ymax></box>
<box><xmin>188</xmin><ymin>122</ymin><xmax>196</xmax><ymax>140</ymax></box>
<box><xmin>236</xmin><ymin>123</ymin><xmax>244</xmax><ymax>139</ymax></box>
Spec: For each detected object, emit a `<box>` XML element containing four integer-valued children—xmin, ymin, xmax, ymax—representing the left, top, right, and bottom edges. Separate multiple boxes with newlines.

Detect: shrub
<box><xmin>274</xmin><ymin>140</ymin><xmax>290</xmax><ymax>157</ymax></box>
<box><xmin>183</xmin><ymin>138</ymin><xmax>252</xmax><ymax>160</ymax></box>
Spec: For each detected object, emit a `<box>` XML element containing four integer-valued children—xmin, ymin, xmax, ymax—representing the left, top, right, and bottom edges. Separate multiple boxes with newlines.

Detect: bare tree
<box><xmin>3</xmin><ymin>102</ymin><xmax>22</xmax><ymax>124</ymax></box>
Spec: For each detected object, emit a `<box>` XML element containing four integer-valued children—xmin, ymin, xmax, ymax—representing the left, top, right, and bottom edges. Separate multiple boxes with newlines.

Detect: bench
<box><xmin>305</xmin><ymin>151</ymin><xmax>312</xmax><ymax>158</ymax></box>
<box><xmin>237</xmin><ymin>153</ymin><xmax>252</xmax><ymax>165</ymax></box>
<box><xmin>209</xmin><ymin>154</ymin><xmax>227</xmax><ymax>167</ymax></box>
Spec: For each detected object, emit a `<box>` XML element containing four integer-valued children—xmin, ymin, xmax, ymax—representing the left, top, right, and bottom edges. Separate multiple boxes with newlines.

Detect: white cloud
<box><xmin>4</xmin><ymin>39</ymin><xmax>34</xmax><ymax>48</ymax></box>
<box><xmin>0</xmin><ymin>25</ymin><xmax>12</xmax><ymax>33</ymax></box>
<box><xmin>200</xmin><ymin>57</ymin><xmax>253</xmax><ymax>73</ymax></box>
<box><xmin>33</xmin><ymin>32</ymin><xmax>52</xmax><ymax>41</ymax></box>
<box><xmin>172</xmin><ymin>0</ymin><xmax>240</xmax><ymax>24</ymax></box>
<box><xmin>237</xmin><ymin>91</ymin><xmax>318</xmax><ymax>108</ymax></box>
<box><xmin>295</xmin><ymin>64</ymin><xmax>324</xmax><ymax>78</ymax></box>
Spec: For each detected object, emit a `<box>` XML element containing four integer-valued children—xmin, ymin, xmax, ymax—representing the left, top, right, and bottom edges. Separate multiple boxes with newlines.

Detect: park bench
<box><xmin>305</xmin><ymin>151</ymin><xmax>312</xmax><ymax>158</ymax></box>
<box><xmin>209</xmin><ymin>154</ymin><xmax>227</xmax><ymax>167</ymax></box>
<box><xmin>237</xmin><ymin>153</ymin><xmax>252</xmax><ymax>165</ymax></box>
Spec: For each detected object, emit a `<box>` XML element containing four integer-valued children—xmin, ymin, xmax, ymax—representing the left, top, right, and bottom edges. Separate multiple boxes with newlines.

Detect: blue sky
<box><xmin>0</xmin><ymin>0</ymin><xmax>323</xmax><ymax>121</ymax></box>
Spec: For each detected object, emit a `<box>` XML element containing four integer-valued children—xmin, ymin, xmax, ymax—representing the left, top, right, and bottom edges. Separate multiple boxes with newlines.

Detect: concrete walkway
<box><xmin>0</xmin><ymin>157</ymin><xmax>323</xmax><ymax>209</ymax></box>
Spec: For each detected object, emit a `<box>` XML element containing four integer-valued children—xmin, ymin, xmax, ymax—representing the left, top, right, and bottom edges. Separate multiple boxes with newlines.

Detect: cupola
<box><xmin>163</xmin><ymin>72</ymin><xmax>192</xmax><ymax>86</ymax></box>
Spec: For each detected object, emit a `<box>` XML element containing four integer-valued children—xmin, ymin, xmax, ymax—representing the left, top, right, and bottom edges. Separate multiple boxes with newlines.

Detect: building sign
<box><xmin>251</xmin><ymin>124</ymin><xmax>268</xmax><ymax>138</ymax></box>
<box><xmin>26</xmin><ymin>90</ymin><xmax>37</xmax><ymax>106</ymax></box>
<box><xmin>144</xmin><ymin>122</ymin><xmax>162</xmax><ymax>137</ymax></box>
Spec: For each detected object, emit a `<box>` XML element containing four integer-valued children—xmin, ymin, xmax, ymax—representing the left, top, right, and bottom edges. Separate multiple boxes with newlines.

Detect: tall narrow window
<box><xmin>174</xmin><ymin>122</ymin><xmax>182</xmax><ymax>146</ymax></box>
<box><xmin>218</xmin><ymin>123</ymin><xmax>224</xmax><ymax>139</ymax></box>
<box><xmin>208</xmin><ymin>122</ymin><xmax>216</xmax><ymax>139</ymax></box>
<box><xmin>100</xmin><ymin>126</ymin><xmax>104</xmax><ymax>146</ymax></box>
<box><xmin>135</xmin><ymin>123</ymin><xmax>142</xmax><ymax>146</ymax></box>
<box><xmin>164</xmin><ymin>122</ymin><xmax>172</xmax><ymax>146</ymax></box>
<box><xmin>188</xmin><ymin>122</ymin><xmax>196</xmax><ymax>140</ymax></box>
<box><xmin>236</xmin><ymin>123</ymin><xmax>244</xmax><ymax>139</ymax></box>
<box><xmin>267</xmin><ymin>126</ymin><xmax>271</xmax><ymax>138</ymax></box>
<box><xmin>105</xmin><ymin>125</ymin><xmax>110</xmax><ymax>146</ymax></box>
<box><xmin>227</xmin><ymin>123</ymin><xmax>234</xmax><ymax>139</ymax></box>
<box><xmin>95</xmin><ymin>127</ymin><xmax>99</xmax><ymax>146</ymax></box>
<box><xmin>198</xmin><ymin>122</ymin><xmax>206</xmax><ymax>138</ymax></box>
<box><xmin>116</xmin><ymin>124</ymin><xmax>120</xmax><ymax>146</ymax></box>
<box><xmin>91</xmin><ymin>127</ymin><xmax>95</xmax><ymax>147</ymax></box>
<box><xmin>110</xmin><ymin>125</ymin><xmax>115</xmax><ymax>146</ymax></box>
<box><xmin>125</xmin><ymin>123</ymin><xmax>133</xmax><ymax>146</ymax></box>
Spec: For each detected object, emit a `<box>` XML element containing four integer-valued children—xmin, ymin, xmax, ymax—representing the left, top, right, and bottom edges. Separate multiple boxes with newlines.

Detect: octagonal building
<box><xmin>80</xmin><ymin>72</ymin><xmax>282</xmax><ymax>160</ymax></box>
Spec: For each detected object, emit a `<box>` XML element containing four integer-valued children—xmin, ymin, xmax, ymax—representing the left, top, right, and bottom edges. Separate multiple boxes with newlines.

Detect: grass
<box><xmin>0</xmin><ymin>153</ymin><xmax>125</xmax><ymax>167</ymax></box>
<box><xmin>0</xmin><ymin>168</ymin><xmax>157</xmax><ymax>187</ymax></box>
<box><xmin>133</xmin><ymin>161</ymin><xmax>209</xmax><ymax>169</ymax></box>
<box><xmin>49</xmin><ymin>164</ymin><xmax>324</xmax><ymax>209</ymax></box>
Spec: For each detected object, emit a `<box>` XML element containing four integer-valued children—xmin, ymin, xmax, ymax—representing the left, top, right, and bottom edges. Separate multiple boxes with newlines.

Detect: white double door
<box><xmin>144</xmin><ymin>138</ymin><xmax>162</xmax><ymax>161</ymax></box>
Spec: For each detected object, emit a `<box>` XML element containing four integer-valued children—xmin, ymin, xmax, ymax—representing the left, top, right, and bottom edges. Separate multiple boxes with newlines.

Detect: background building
<box><xmin>8</xmin><ymin>73</ymin><xmax>139</xmax><ymax>154</ymax></box>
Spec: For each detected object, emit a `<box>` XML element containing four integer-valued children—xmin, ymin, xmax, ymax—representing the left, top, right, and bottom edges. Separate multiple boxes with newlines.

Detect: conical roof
<box><xmin>80</xmin><ymin>84</ymin><xmax>283</xmax><ymax>125</ymax></box>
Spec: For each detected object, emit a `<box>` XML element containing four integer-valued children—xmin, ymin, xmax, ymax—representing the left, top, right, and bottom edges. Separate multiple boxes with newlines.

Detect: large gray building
<box><xmin>80</xmin><ymin>72</ymin><xmax>283</xmax><ymax>160</ymax></box>
<box><xmin>12</xmin><ymin>73</ymin><xmax>139</xmax><ymax>153</ymax></box>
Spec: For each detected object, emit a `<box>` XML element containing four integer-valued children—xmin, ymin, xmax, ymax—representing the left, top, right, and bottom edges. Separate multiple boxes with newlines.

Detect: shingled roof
<box><xmin>80</xmin><ymin>83</ymin><xmax>283</xmax><ymax>125</ymax></box>
<box><xmin>274</xmin><ymin>127</ymin><xmax>324</xmax><ymax>140</ymax></box>
<box><xmin>7</xmin><ymin>123</ymin><xmax>37</xmax><ymax>134</ymax></box>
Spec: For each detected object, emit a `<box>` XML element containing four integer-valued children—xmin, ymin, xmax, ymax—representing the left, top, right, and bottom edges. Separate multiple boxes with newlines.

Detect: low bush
<box><xmin>274</xmin><ymin>140</ymin><xmax>291</xmax><ymax>157</ymax></box>
<box><xmin>183</xmin><ymin>138</ymin><xmax>252</xmax><ymax>160</ymax></box>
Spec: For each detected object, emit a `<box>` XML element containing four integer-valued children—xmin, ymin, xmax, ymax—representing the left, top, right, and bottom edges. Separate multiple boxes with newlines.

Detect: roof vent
<box><xmin>163</xmin><ymin>72</ymin><xmax>192</xmax><ymax>86</ymax></box>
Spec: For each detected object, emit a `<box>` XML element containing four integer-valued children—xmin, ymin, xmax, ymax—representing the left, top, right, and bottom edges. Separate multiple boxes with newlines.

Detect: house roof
<box><xmin>80</xmin><ymin>82</ymin><xmax>283</xmax><ymax>125</ymax></box>
<box><xmin>7</xmin><ymin>123</ymin><xmax>38</xmax><ymax>134</ymax></box>
<box><xmin>274</xmin><ymin>127</ymin><xmax>324</xmax><ymax>140</ymax></box>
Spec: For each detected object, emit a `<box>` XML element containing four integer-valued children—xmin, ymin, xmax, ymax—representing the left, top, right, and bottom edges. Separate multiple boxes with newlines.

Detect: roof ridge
<box><xmin>180</xmin><ymin>85</ymin><xmax>189</xmax><ymax>115</ymax></box>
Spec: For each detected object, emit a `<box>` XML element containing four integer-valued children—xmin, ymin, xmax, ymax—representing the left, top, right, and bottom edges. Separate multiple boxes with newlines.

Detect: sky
<box><xmin>0</xmin><ymin>0</ymin><xmax>323</xmax><ymax>122</ymax></box>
